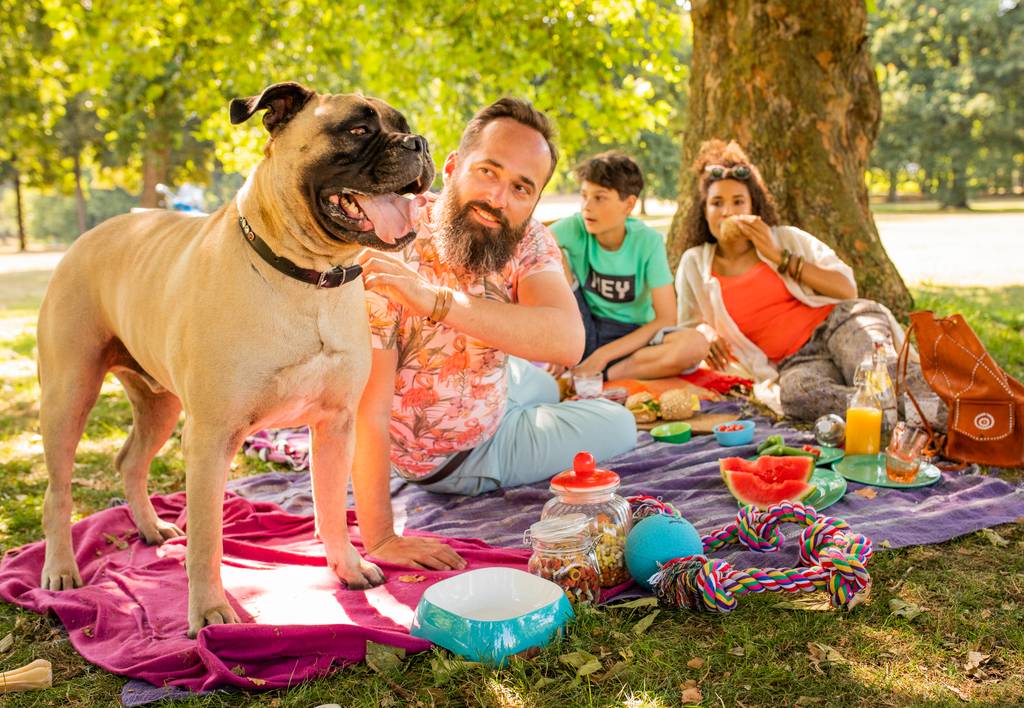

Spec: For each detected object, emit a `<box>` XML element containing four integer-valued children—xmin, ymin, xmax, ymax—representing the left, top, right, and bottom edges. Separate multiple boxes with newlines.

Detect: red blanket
<box><xmin>0</xmin><ymin>493</ymin><xmax>531</xmax><ymax>691</ymax></box>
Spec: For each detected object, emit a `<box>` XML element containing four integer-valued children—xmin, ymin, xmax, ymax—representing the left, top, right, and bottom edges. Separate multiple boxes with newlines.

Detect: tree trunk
<box><xmin>639</xmin><ymin>192</ymin><xmax>648</xmax><ymax>216</ymax></box>
<box><xmin>668</xmin><ymin>0</ymin><xmax>912</xmax><ymax>316</ymax></box>
<box><xmin>139</xmin><ymin>144</ymin><xmax>171</xmax><ymax>208</ymax></box>
<box><xmin>887</xmin><ymin>167</ymin><xmax>898</xmax><ymax>203</ymax></box>
<box><xmin>73</xmin><ymin>152</ymin><xmax>88</xmax><ymax>235</ymax></box>
<box><xmin>14</xmin><ymin>167</ymin><xmax>26</xmax><ymax>252</ymax></box>
<box><xmin>942</xmin><ymin>167</ymin><xmax>969</xmax><ymax>209</ymax></box>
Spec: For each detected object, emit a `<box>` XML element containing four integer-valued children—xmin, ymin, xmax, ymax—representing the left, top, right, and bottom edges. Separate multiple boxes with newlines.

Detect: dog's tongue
<box><xmin>354</xmin><ymin>193</ymin><xmax>422</xmax><ymax>244</ymax></box>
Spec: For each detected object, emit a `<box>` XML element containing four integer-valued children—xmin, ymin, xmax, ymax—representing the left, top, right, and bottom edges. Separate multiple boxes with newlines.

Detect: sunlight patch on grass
<box><xmin>622</xmin><ymin>691</ymin><xmax>671</xmax><ymax>707</ymax></box>
<box><xmin>484</xmin><ymin>677</ymin><xmax>527</xmax><ymax>708</ymax></box>
<box><xmin>0</xmin><ymin>431</ymin><xmax>44</xmax><ymax>460</ymax></box>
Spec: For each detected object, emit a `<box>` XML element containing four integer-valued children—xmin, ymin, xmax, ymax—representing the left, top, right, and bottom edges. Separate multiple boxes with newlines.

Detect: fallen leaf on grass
<box><xmin>397</xmin><ymin>574</ymin><xmax>426</xmax><ymax>583</ymax></box>
<box><xmin>879</xmin><ymin>539</ymin><xmax>892</xmax><ymax>549</ymax></box>
<box><xmin>775</xmin><ymin>595</ymin><xmax>833</xmax><ymax>612</ymax></box>
<box><xmin>610</xmin><ymin>596</ymin><xmax>658</xmax><ymax>609</ymax></box>
<box><xmin>889</xmin><ymin>598</ymin><xmax>924</xmax><ymax>620</ymax></box>
<box><xmin>728</xmin><ymin>645</ymin><xmax>746</xmax><ymax>657</ymax></box>
<box><xmin>533</xmin><ymin>676</ymin><xmax>557</xmax><ymax>690</ymax></box>
<box><xmin>0</xmin><ymin>633</ymin><xmax>12</xmax><ymax>654</ymax></box>
<box><xmin>632</xmin><ymin>609</ymin><xmax>660</xmax><ymax>635</ymax></box>
<box><xmin>559</xmin><ymin>650</ymin><xmax>598</xmax><ymax>670</ymax></box>
<box><xmin>247</xmin><ymin>677</ymin><xmax>266</xmax><ymax>686</ymax></box>
<box><xmin>806</xmin><ymin>642</ymin><xmax>847</xmax><ymax>673</ymax></box>
<box><xmin>946</xmin><ymin>684</ymin><xmax>971</xmax><ymax>702</ymax></box>
<box><xmin>680</xmin><ymin>679</ymin><xmax>703</xmax><ymax>704</ymax></box>
<box><xmin>686</xmin><ymin>657</ymin><xmax>705</xmax><ymax>669</ymax></box>
<box><xmin>978</xmin><ymin>528</ymin><xmax>1009</xmax><ymax>547</ymax></box>
<box><xmin>964</xmin><ymin>651</ymin><xmax>990</xmax><ymax>679</ymax></box>
<box><xmin>365</xmin><ymin>640</ymin><xmax>405</xmax><ymax>674</ymax></box>
<box><xmin>593</xmin><ymin>659</ymin><xmax>629</xmax><ymax>683</ymax></box>
<box><xmin>852</xmin><ymin>487</ymin><xmax>877</xmax><ymax>499</ymax></box>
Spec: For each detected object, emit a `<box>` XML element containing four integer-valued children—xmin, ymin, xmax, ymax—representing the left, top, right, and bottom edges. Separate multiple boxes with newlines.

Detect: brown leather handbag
<box><xmin>897</xmin><ymin>311</ymin><xmax>1024</xmax><ymax>468</ymax></box>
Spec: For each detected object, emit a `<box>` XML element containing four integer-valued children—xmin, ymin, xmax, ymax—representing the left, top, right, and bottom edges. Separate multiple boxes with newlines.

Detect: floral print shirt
<box><xmin>366</xmin><ymin>194</ymin><xmax>563</xmax><ymax>479</ymax></box>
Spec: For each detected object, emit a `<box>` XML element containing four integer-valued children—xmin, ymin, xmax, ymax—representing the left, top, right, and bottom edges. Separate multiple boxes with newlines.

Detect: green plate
<box><xmin>815</xmin><ymin>446</ymin><xmax>844</xmax><ymax>467</ymax></box>
<box><xmin>803</xmin><ymin>467</ymin><xmax>848</xmax><ymax>510</ymax></box>
<box><xmin>835</xmin><ymin>454</ymin><xmax>942</xmax><ymax>489</ymax></box>
<box><xmin>737</xmin><ymin>467</ymin><xmax>846</xmax><ymax>511</ymax></box>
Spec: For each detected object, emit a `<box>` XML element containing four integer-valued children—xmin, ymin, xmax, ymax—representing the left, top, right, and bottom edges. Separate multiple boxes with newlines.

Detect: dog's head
<box><xmin>230</xmin><ymin>82</ymin><xmax>434</xmax><ymax>251</ymax></box>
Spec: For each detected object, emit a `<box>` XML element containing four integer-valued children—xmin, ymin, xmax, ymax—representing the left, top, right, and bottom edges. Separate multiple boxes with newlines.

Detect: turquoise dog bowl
<box><xmin>410</xmin><ymin>567</ymin><xmax>574</xmax><ymax>665</ymax></box>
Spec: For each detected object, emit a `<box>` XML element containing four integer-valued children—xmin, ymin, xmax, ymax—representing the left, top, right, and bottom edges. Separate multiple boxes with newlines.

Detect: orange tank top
<box><xmin>714</xmin><ymin>262</ymin><xmax>834</xmax><ymax>362</ymax></box>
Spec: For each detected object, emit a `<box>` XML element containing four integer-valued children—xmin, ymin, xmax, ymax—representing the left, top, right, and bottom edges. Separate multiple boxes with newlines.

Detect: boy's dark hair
<box><xmin>458</xmin><ymin>97</ymin><xmax>558</xmax><ymax>182</ymax></box>
<box><xmin>574</xmin><ymin>151</ymin><xmax>644</xmax><ymax>199</ymax></box>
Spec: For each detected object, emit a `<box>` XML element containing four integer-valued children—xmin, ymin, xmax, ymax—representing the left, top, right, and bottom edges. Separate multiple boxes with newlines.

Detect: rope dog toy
<box><xmin>626</xmin><ymin>496</ymin><xmax>873</xmax><ymax>612</ymax></box>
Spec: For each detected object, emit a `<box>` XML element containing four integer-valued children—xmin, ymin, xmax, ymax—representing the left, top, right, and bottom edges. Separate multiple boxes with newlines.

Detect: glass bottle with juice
<box><xmin>845</xmin><ymin>377</ymin><xmax>882</xmax><ymax>456</ymax></box>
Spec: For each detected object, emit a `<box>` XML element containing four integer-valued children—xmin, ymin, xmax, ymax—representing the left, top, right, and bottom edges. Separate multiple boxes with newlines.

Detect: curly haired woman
<box><xmin>674</xmin><ymin>139</ymin><xmax>939</xmax><ymax>424</ymax></box>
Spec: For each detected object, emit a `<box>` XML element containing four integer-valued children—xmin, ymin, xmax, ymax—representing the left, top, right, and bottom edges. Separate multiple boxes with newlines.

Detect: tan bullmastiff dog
<box><xmin>35</xmin><ymin>82</ymin><xmax>434</xmax><ymax>637</ymax></box>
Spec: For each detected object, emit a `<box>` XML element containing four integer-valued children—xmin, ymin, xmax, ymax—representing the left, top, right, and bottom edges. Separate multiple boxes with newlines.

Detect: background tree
<box><xmin>667</xmin><ymin>0</ymin><xmax>913</xmax><ymax>314</ymax></box>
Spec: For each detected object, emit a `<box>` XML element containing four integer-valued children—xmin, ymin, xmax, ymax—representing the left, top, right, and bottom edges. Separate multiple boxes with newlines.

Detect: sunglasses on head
<box><xmin>704</xmin><ymin>164</ymin><xmax>751</xmax><ymax>181</ymax></box>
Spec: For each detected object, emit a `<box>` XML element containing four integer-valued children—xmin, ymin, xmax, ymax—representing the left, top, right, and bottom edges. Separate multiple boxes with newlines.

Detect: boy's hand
<box><xmin>572</xmin><ymin>355</ymin><xmax>607</xmax><ymax>378</ymax></box>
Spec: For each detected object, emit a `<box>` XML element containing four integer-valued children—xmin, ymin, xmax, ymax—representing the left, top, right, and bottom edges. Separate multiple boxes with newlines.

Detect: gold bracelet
<box><xmin>794</xmin><ymin>256</ymin><xmax>806</xmax><ymax>283</ymax></box>
<box><xmin>428</xmin><ymin>286</ymin><xmax>453</xmax><ymax>324</ymax></box>
<box><xmin>365</xmin><ymin>533</ymin><xmax>398</xmax><ymax>556</ymax></box>
<box><xmin>777</xmin><ymin>249</ymin><xmax>791</xmax><ymax>274</ymax></box>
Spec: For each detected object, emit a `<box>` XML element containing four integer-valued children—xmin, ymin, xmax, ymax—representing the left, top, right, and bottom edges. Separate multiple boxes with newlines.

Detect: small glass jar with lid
<box><xmin>525</xmin><ymin>513</ymin><xmax>601</xmax><ymax>607</ymax></box>
<box><xmin>541</xmin><ymin>451</ymin><xmax>632</xmax><ymax>588</ymax></box>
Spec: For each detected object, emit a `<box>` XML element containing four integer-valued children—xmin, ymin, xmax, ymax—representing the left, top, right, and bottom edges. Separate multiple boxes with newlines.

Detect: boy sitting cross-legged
<box><xmin>551</xmin><ymin>151</ymin><xmax>708</xmax><ymax>380</ymax></box>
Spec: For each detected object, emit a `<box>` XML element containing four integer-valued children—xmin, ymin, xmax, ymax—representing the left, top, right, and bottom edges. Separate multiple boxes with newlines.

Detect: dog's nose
<box><xmin>400</xmin><ymin>134</ymin><xmax>426</xmax><ymax>153</ymax></box>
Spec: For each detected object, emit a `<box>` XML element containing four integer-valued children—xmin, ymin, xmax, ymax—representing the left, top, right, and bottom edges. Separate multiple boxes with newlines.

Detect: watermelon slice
<box><xmin>720</xmin><ymin>455</ymin><xmax>815</xmax><ymax>509</ymax></box>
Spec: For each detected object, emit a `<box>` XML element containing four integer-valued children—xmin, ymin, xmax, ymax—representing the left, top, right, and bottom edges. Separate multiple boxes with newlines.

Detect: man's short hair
<box><xmin>458</xmin><ymin>97</ymin><xmax>559</xmax><ymax>182</ymax></box>
<box><xmin>574</xmin><ymin>151</ymin><xmax>644</xmax><ymax>199</ymax></box>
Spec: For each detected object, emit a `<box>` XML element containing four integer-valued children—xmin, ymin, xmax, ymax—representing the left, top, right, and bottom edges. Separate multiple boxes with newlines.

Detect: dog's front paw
<box><xmin>328</xmin><ymin>542</ymin><xmax>386</xmax><ymax>590</ymax></box>
<box><xmin>40</xmin><ymin>549</ymin><xmax>83</xmax><ymax>591</ymax></box>
<box><xmin>187</xmin><ymin>589</ymin><xmax>241</xmax><ymax>638</ymax></box>
<box><xmin>137</xmin><ymin>518</ymin><xmax>185</xmax><ymax>546</ymax></box>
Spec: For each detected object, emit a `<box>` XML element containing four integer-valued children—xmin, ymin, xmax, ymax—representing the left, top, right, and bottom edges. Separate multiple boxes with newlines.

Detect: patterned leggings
<box><xmin>777</xmin><ymin>299</ymin><xmax>942</xmax><ymax>425</ymax></box>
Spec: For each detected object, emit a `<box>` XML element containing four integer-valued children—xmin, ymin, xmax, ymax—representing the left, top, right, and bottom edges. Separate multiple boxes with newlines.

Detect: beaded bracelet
<box><xmin>627</xmin><ymin>496</ymin><xmax>873</xmax><ymax>612</ymax></box>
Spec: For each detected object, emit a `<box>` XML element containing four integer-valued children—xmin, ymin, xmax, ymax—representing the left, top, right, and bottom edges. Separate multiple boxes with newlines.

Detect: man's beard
<box><xmin>433</xmin><ymin>185</ymin><xmax>529</xmax><ymax>277</ymax></box>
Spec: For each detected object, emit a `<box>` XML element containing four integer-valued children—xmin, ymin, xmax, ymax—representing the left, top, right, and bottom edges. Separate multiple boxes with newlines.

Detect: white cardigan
<box><xmin>675</xmin><ymin>225</ymin><xmax>907</xmax><ymax>413</ymax></box>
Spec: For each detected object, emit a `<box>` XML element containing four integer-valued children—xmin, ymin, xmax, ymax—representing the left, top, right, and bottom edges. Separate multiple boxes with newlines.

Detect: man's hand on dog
<box><xmin>366</xmin><ymin>534</ymin><xmax>466</xmax><ymax>571</ymax></box>
<box><xmin>358</xmin><ymin>249</ymin><xmax>437</xmax><ymax>316</ymax></box>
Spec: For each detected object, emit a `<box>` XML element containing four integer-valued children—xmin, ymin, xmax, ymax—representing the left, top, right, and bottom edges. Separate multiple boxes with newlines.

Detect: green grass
<box><xmin>0</xmin><ymin>285</ymin><xmax>1022</xmax><ymax>707</ymax></box>
<box><xmin>870</xmin><ymin>197</ymin><xmax>1024</xmax><ymax>214</ymax></box>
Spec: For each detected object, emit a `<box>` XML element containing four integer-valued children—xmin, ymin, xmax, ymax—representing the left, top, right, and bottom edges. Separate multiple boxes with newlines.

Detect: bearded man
<box><xmin>353</xmin><ymin>98</ymin><xmax>636</xmax><ymax>571</ymax></box>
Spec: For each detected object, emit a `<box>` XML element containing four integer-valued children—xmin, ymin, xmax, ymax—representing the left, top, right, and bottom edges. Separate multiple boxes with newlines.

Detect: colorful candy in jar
<box><xmin>525</xmin><ymin>514</ymin><xmax>601</xmax><ymax>607</ymax></box>
<box><xmin>542</xmin><ymin>452</ymin><xmax>633</xmax><ymax>588</ymax></box>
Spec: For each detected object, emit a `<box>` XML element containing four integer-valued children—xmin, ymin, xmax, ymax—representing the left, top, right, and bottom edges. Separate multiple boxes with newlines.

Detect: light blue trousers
<box><xmin>414</xmin><ymin>357</ymin><xmax>637</xmax><ymax>496</ymax></box>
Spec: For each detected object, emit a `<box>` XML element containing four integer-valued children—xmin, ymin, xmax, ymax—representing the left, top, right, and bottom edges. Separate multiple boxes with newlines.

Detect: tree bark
<box><xmin>942</xmin><ymin>167</ymin><xmax>969</xmax><ymax>209</ymax></box>
<box><xmin>887</xmin><ymin>167</ymin><xmax>898</xmax><ymax>203</ymax></box>
<box><xmin>14</xmin><ymin>168</ymin><xmax>26</xmax><ymax>252</ymax></box>
<box><xmin>139</xmin><ymin>144</ymin><xmax>171</xmax><ymax>208</ymax></box>
<box><xmin>668</xmin><ymin>0</ymin><xmax>912</xmax><ymax>316</ymax></box>
<box><xmin>73</xmin><ymin>152</ymin><xmax>88</xmax><ymax>235</ymax></box>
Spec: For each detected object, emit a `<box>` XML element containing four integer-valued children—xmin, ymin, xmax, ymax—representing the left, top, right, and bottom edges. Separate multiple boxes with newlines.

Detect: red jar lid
<box><xmin>550</xmin><ymin>451</ymin><xmax>620</xmax><ymax>494</ymax></box>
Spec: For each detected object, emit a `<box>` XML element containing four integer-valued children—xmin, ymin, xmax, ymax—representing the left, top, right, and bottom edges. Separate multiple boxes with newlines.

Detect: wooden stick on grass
<box><xmin>0</xmin><ymin>659</ymin><xmax>52</xmax><ymax>693</ymax></box>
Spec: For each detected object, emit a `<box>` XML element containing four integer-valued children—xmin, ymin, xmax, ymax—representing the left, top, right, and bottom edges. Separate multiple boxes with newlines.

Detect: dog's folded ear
<box><xmin>230</xmin><ymin>82</ymin><xmax>315</xmax><ymax>133</ymax></box>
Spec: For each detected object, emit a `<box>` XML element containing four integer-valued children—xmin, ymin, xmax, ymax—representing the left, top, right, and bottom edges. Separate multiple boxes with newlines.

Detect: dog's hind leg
<box><xmin>113</xmin><ymin>368</ymin><xmax>185</xmax><ymax>545</ymax></box>
<box><xmin>37</xmin><ymin>331</ymin><xmax>107</xmax><ymax>591</ymax></box>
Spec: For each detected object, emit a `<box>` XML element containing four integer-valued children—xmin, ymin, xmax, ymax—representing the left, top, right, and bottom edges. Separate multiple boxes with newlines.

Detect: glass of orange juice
<box><xmin>845</xmin><ymin>399</ymin><xmax>882</xmax><ymax>456</ymax></box>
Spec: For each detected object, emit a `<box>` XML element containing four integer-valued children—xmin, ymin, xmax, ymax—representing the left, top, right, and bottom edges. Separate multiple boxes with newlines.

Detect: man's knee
<box><xmin>664</xmin><ymin>328</ymin><xmax>709</xmax><ymax>370</ymax></box>
<box><xmin>583</xmin><ymin>399</ymin><xmax>637</xmax><ymax>458</ymax></box>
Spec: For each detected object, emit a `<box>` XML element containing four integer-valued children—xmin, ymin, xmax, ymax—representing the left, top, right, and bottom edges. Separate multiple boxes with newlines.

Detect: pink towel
<box><xmin>0</xmin><ymin>493</ymin><xmax>532</xmax><ymax>691</ymax></box>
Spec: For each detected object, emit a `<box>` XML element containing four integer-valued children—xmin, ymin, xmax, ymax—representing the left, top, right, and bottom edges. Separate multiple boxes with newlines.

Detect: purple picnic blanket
<box><xmin>234</xmin><ymin>409</ymin><xmax>1024</xmax><ymax>571</ymax></box>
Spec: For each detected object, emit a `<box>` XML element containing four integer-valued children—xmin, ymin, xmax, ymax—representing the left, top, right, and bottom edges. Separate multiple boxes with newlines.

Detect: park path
<box><xmin>1</xmin><ymin>210</ymin><xmax>1021</xmax><ymax>287</ymax></box>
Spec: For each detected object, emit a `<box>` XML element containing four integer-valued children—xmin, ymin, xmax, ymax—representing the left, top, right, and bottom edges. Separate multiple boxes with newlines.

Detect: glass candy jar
<box><xmin>525</xmin><ymin>514</ymin><xmax>601</xmax><ymax>607</ymax></box>
<box><xmin>541</xmin><ymin>452</ymin><xmax>632</xmax><ymax>587</ymax></box>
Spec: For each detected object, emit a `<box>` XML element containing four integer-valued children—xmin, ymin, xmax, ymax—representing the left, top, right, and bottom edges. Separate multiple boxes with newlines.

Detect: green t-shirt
<box><xmin>551</xmin><ymin>213</ymin><xmax>673</xmax><ymax>325</ymax></box>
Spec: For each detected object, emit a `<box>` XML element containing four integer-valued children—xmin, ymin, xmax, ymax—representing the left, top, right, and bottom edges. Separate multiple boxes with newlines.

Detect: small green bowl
<box><xmin>650</xmin><ymin>421</ymin><xmax>692</xmax><ymax>444</ymax></box>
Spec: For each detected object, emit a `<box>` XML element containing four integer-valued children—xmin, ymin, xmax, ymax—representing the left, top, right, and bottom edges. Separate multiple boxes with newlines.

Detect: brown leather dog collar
<box><xmin>239</xmin><ymin>216</ymin><xmax>362</xmax><ymax>288</ymax></box>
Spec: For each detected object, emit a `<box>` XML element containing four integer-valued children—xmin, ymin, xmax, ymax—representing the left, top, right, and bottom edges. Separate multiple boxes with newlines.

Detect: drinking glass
<box><xmin>885</xmin><ymin>422</ymin><xmax>930</xmax><ymax>483</ymax></box>
<box><xmin>573</xmin><ymin>372</ymin><xmax>604</xmax><ymax>400</ymax></box>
